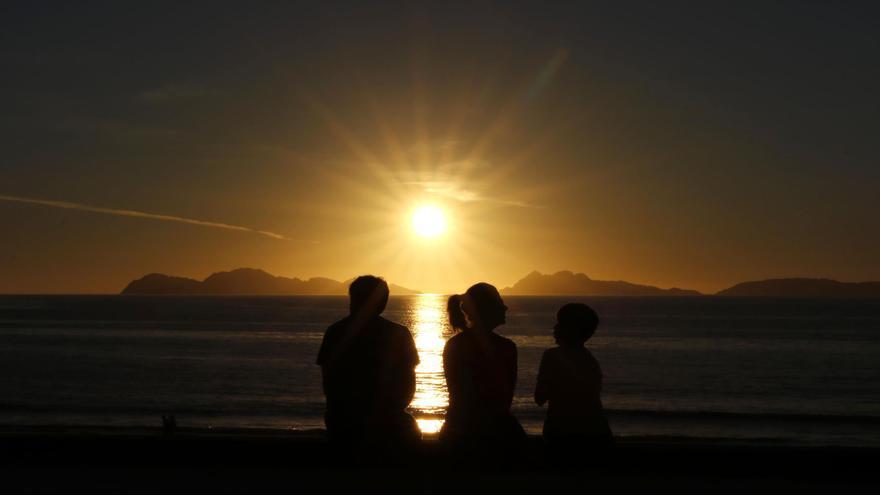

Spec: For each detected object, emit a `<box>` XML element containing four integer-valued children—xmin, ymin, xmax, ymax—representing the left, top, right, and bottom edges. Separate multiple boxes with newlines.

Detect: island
<box><xmin>715</xmin><ymin>278</ymin><xmax>880</xmax><ymax>297</ymax></box>
<box><xmin>121</xmin><ymin>268</ymin><xmax>420</xmax><ymax>295</ymax></box>
<box><xmin>502</xmin><ymin>270</ymin><xmax>702</xmax><ymax>296</ymax></box>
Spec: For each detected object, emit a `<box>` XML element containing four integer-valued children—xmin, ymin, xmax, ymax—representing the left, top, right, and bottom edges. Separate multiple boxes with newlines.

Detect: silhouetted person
<box><xmin>316</xmin><ymin>275</ymin><xmax>420</xmax><ymax>454</ymax></box>
<box><xmin>535</xmin><ymin>303</ymin><xmax>612</xmax><ymax>462</ymax></box>
<box><xmin>440</xmin><ymin>283</ymin><xmax>525</xmax><ymax>454</ymax></box>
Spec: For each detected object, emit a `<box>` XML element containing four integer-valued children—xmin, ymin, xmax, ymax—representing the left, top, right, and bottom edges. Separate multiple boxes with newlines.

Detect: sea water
<box><xmin>1</xmin><ymin>295</ymin><xmax>879</xmax><ymax>446</ymax></box>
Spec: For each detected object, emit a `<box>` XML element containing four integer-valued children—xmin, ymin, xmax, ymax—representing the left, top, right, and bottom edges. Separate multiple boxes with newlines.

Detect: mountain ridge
<box><xmin>716</xmin><ymin>278</ymin><xmax>880</xmax><ymax>297</ymax></box>
<box><xmin>502</xmin><ymin>270</ymin><xmax>702</xmax><ymax>296</ymax></box>
<box><xmin>121</xmin><ymin>268</ymin><xmax>420</xmax><ymax>295</ymax></box>
<box><xmin>503</xmin><ymin>272</ymin><xmax>880</xmax><ymax>297</ymax></box>
<box><xmin>121</xmin><ymin>269</ymin><xmax>880</xmax><ymax>297</ymax></box>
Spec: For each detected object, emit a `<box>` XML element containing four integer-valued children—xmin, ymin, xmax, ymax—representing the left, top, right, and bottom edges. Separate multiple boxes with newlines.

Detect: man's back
<box><xmin>316</xmin><ymin>315</ymin><xmax>419</xmax><ymax>442</ymax></box>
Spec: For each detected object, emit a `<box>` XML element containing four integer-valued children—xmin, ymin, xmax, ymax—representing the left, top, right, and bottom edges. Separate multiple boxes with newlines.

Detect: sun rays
<box><xmin>294</xmin><ymin>52</ymin><xmax>566</xmax><ymax>293</ymax></box>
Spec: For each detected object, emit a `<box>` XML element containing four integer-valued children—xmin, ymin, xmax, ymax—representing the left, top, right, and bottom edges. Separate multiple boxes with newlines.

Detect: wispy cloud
<box><xmin>407</xmin><ymin>180</ymin><xmax>540</xmax><ymax>209</ymax></box>
<box><xmin>0</xmin><ymin>194</ymin><xmax>289</xmax><ymax>240</ymax></box>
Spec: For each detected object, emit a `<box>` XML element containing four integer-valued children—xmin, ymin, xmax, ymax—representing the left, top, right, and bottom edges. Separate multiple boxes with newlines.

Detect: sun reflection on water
<box><xmin>406</xmin><ymin>294</ymin><xmax>452</xmax><ymax>434</ymax></box>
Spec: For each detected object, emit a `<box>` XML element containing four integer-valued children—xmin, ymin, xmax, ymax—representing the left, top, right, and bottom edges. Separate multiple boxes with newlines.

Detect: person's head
<box><xmin>448</xmin><ymin>282</ymin><xmax>508</xmax><ymax>332</ymax></box>
<box><xmin>348</xmin><ymin>275</ymin><xmax>389</xmax><ymax>317</ymax></box>
<box><xmin>554</xmin><ymin>303</ymin><xmax>599</xmax><ymax>346</ymax></box>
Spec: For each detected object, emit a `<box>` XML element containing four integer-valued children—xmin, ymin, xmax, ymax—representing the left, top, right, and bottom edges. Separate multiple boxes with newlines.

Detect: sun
<box><xmin>411</xmin><ymin>205</ymin><xmax>448</xmax><ymax>238</ymax></box>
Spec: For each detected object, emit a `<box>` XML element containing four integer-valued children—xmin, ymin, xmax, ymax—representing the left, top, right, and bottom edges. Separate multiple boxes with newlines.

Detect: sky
<box><xmin>2</xmin><ymin>1</ymin><xmax>879</xmax><ymax>294</ymax></box>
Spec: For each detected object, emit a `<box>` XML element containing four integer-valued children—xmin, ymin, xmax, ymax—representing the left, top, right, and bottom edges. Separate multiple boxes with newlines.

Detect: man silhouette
<box><xmin>316</xmin><ymin>275</ymin><xmax>421</xmax><ymax>450</ymax></box>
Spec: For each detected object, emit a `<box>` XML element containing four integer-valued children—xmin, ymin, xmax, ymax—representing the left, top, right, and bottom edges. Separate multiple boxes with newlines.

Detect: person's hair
<box><xmin>448</xmin><ymin>282</ymin><xmax>507</xmax><ymax>332</ymax></box>
<box><xmin>447</xmin><ymin>294</ymin><xmax>468</xmax><ymax>331</ymax></box>
<box><xmin>348</xmin><ymin>275</ymin><xmax>389</xmax><ymax>316</ymax></box>
<box><xmin>554</xmin><ymin>303</ymin><xmax>599</xmax><ymax>345</ymax></box>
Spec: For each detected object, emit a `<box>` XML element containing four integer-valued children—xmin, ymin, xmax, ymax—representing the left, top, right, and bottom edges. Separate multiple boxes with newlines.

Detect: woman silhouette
<box><xmin>440</xmin><ymin>283</ymin><xmax>526</xmax><ymax>448</ymax></box>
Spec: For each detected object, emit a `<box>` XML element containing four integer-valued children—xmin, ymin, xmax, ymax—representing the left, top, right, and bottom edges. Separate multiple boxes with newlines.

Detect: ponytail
<box><xmin>446</xmin><ymin>294</ymin><xmax>468</xmax><ymax>332</ymax></box>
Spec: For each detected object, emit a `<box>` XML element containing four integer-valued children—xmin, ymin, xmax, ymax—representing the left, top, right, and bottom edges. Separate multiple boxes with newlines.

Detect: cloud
<box><xmin>0</xmin><ymin>194</ymin><xmax>289</xmax><ymax>240</ymax></box>
<box><xmin>417</xmin><ymin>181</ymin><xmax>481</xmax><ymax>203</ymax></box>
<box><xmin>406</xmin><ymin>180</ymin><xmax>540</xmax><ymax>209</ymax></box>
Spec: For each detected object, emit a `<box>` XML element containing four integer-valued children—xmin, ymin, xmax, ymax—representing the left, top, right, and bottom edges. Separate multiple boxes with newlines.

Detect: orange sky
<box><xmin>2</xmin><ymin>3</ymin><xmax>879</xmax><ymax>294</ymax></box>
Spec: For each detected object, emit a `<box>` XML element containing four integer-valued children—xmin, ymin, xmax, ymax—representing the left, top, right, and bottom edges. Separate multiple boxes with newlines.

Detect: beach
<box><xmin>3</xmin><ymin>295</ymin><xmax>879</xmax><ymax>491</ymax></box>
<box><xmin>1</xmin><ymin>425</ymin><xmax>877</xmax><ymax>493</ymax></box>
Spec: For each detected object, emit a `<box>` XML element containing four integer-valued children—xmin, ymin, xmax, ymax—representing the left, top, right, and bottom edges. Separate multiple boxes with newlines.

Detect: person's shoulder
<box><xmin>584</xmin><ymin>347</ymin><xmax>601</xmax><ymax>365</ymax></box>
<box><xmin>317</xmin><ymin>316</ymin><xmax>351</xmax><ymax>365</ymax></box>
<box><xmin>539</xmin><ymin>347</ymin><xmax>565</xmax><ymax>367</ymax></box>
<box><xmin>326</xmin><ymin>315</ymin><xmax>351</xmax><ymax>330</ymax></box>
<box><xmin>323</xmin><ymin>316</ymin><xmax>351</xmax><ymax>337</ymax></box>
<box><xmin>542</xmin><ymin>346</ymin><xmax>562</xmax><ymax>359</ymax></box>
<box><xmin>375</xmin><ymin>316</ymin><xmax>407</xmax><ymax>331</ymax></box>
<box><xmin>491</xmin><ymin>333</ymin><xmax>517</xmax><ymax>354</ymax></box>
<box><xmin>446</xmin><ymin>332</ymin><xmax>464</xmax><ymax>344</ymax></box>
<box><xmin>444</xmin><ymin>332</ymin><xmax>465</xmax><ymax>350</ymax></box>
<box><xmin>561</xmin><ymin>345</ymin><xmax>594</xmax><ymax>362</ymax></box>
<box><xmin>376</xmin><ymin>316</ymin><xmax>412</xmax><ymax>338</ymax></box>
<box><xmin>492</xmin><ymin>332</ymin><xmax>516</xmax><ymax>348</ymax></box>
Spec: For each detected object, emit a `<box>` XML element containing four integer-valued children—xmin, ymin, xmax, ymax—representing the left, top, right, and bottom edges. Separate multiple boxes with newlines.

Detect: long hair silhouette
<box><xmin>446</xmin><ymin>294</ymin><xmax>467</xmax><ymax>331</ymax></box>
<box><xmin>446</xmin><ymin>282</ymin><xmax>508</xmax><ymax>333</ymax></box>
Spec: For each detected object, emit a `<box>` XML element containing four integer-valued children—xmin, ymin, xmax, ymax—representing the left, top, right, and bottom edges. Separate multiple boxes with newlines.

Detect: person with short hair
<box><xmin>535</xmin><ymin>303</ymin><xmax>612</xmax><ymax>454</ymax></box>
<box><xmin>316</xmin><ymin>275</ymin><xmax>420</xmax><ymax>451</ymax></box>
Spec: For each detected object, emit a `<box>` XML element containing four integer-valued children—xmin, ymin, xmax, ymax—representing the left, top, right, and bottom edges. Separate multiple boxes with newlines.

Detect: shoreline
<box><xmin>1</xmin><ymin>422</ymin><xmax>878</xmax><ymax>449</ymax></box>
<box><xmin>3</xmin><ymin>412</ymin><xmax>878</xmax><ymax>449</ymax></box>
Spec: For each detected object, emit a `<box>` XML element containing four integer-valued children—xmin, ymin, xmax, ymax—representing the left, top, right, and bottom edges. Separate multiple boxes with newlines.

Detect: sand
<box><xmin>0</xmin><ymin>425</ymin><xmax>876</xmax><ymax>493</ymax></box>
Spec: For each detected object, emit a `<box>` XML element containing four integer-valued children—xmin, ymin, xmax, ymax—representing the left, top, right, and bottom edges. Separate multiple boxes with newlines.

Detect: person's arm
<box><xmin>586</xmin><ymin>350</ymin><xmax>604</xmax><ymax>401</ymax></box>
<box><xmin>389</xmin><ymin>329</ymin><xmax>419</xmax><ymax>411</ymax></box>
<box><xmin>443</xmin><ymin>340</ymin><xmax>460</xmax><ymax>407</ymax></box>
<box><xmin>390</xmin><ymin>363</ymin><xmax>416</xmax><ymax>411</ymax></box>
<box><xmin>316</xmin><ymin>329</ymin><xmax>332</xmax><ymax>397</ymax></box>
<box><xmin>534</xmin><ymin>351</ymin><xmax>549</xmax><ymax>406</ymax></box>
<box><xmin>504</xmin><ymin>342</ymin><xmax>518</xmax><ymax>411</ymax></box>
<box><xmin>403</xmin><ymin>331</ymin><xmax>418</xmax><ymax>407</ymax></box>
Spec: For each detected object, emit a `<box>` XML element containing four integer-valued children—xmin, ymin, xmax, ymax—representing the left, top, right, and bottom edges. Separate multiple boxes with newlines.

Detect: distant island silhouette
<box><xmin>502</xmin><ymin>271</ymin><xmax>880</xmax><ymax>297</ymax></box>
<box><xmin>716</xmin><ymin>278</ymin><xmax>880</xmax><ymax>298</ymax></box>
<box><xmin>120</xmin><ymin>269</ymin><xmax>880</xmax><ymax>298</ymax></box>
<box><xmin>121</xmin><ymin>268</ymin><xmax>420</xmax><ymax>295</ymax></box>
<box><xmin>502</xmin><ymin>271</ymin><xmax>702</xmax><ymax>296</ymax></box>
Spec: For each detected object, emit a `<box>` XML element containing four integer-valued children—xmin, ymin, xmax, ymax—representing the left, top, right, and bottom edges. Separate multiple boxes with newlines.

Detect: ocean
<box><xmin>1</xmin><ymin>295</ymin><xmax>879</xmax><ymax>447</ymax></box>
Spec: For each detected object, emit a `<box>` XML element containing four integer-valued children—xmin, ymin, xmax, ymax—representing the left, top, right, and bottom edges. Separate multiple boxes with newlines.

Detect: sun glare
<box><xmin>412</xmin><ymin>205</ymin><xmax>447</xmax><ymax>238</ymax></box>
<box><xmin>408</xmin><ymin>294</ymin><xmax>450</xmax><ymax>434</ymax></box>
